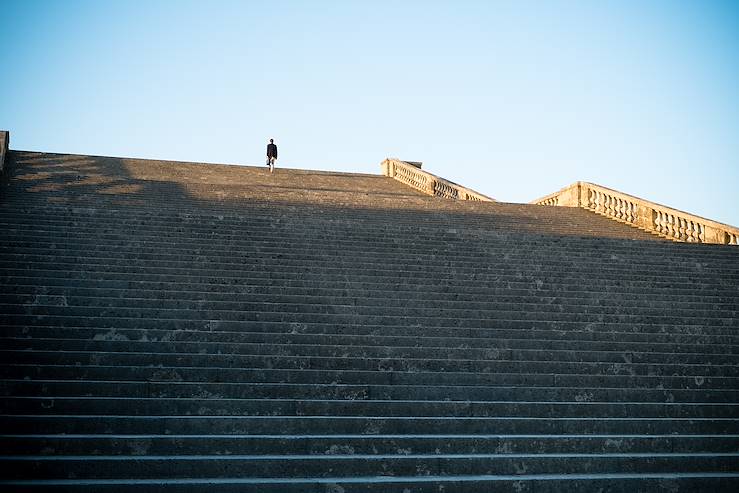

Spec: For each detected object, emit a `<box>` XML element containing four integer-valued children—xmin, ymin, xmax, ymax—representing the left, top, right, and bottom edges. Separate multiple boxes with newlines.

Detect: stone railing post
<box><xmin>0</xmin><ymin>131</ymin><xmax>9</xmax><ymax>175</ymax></box>
<box><xmin>635</xmin><ymin>204</ymin><xmax>655</xmax><ymax>231</ymax></box>
<box><xmin>704</xmin><ymin>225</ymin><xmax>728</xmax><ymax>245</ymax></box>
<box><xmin>426</xmin><ymin>178</ymin><xmax>437</xmax><ymax>195</ymax></box>
<box><xmin>380</xmin><ymin>158</ymin><xmax>394</xmax><ymax>178</ymax></box>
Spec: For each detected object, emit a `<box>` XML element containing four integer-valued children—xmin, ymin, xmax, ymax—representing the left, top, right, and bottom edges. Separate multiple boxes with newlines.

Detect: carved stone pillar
<box><xmin>426</xmin><ymin>178</ymin><xmax>437</xmax><ymax>196</ymax></box>
<box><xmin>704</xmin><ymin>225</ymin><xmax>728</xmax><ymax>245</ymax></box>
<box><xmin>381</xmin><ymin>159</ymin><xmax>395</xmax><ymax>177</ymax></box>
<box><xmin>635</xmin><ymin>204</ymin><xmax>655</xmax><ymax>231</ymax></box>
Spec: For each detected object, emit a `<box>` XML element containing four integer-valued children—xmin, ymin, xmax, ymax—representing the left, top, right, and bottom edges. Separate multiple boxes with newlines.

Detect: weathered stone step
<box><xmin>1</xmin><ymin>370</ymin><xmax>733</xmax><ymax>402</ymax></box>
<box><xmin>1</xmin><ymin>364</ymin><xmax>731</xmax><ymax>391</ymax></box>
<box><xmin>0</xmin><ymin>198</ymin><xmax>687</xmax><ymax>236</ymax></box>
<box><xmin>0</xmin><ymin>201</ymin><xmax>722</xmax><ymax>241</ymax></box>
<box><xmin>5</xmin><ymin>314</ymin><xmax>737</xmax><ymax>341</ymax></box>
<box><xmin>4</xmin><ymin>433</ymin><xmax>737</xmax><ymax>455</ymax></box>
<box><xmin>3</xmin><ymin>337</ymin><xmax>737</xmax><ymax>366</ymax></box>
<box><xmin>2</xmin><ymin>349</ymin><xmax>736</xmax><ymax>377</ymax></box>
<box><xmin>3</xmin><ymin>234</ymin><xmax>733</xmax><ymax>276</ymax></box>
<box><xmin>3</xmin><ymin>293</ymin><xmax>737</xmax><ymax>322</ymax></box>
<box><xmin>4</xmin><ymin>276</ymin><xmax>736</xmax><ymax>308</ymax></box>
<box><xmin>2</xmin><ymin>303</ymin><xmax>735</xmax><ymax>329</ymax></box>
<box><xmin>5</xmin><ymin>270</ymin><xmax>737</xmax><ymax>303</ymax></box>
<box><xmin>3</xmin><ymin>255</ymin><xmax>737</xmax><ymax>293</ymax></box>
<box><xmin>2</xmin><ymin>395</ymin><xmax>737</xmax><ymax>419</ymax></box>
<box><xmin>2</xmin><ymin>453</ymin><xmax>738</xmax><ymax>479</ymax></box>
<box><xmin>1</xmin><ymin>473</ymin><xmax>737</xmax><ymax>493</ymax></box>
<box><xmin>0</xmin><ymin>228</ymin><xmax>687</xmax><ymax>267</ymax></box>
<box><xmin>0</xmin><ymin>220</ymin><xmax>709</xmax><ymax>260</ymax></box>
<box><xmin>4</xmin><ymin>311</ymin><xmax>739</xmax><ymax>342</ymax></box>
<box><xmin>0</xmin><ymin>216</ymin><xmax>668</xmax><ymax>245</ymax></box>
<box><xmin>4</xmin><ymin>251</ymin><xmax>736</xmax><ymax>286</ymax></box>
<box><xmin>5</xmin><ymin>326</ymin><xmax>737</xmax><ymax>356</ymax></box>
<box><xmin>1</xmin><ymin>229</ymin><xmax>735</xmax><ymax>270</ymax></box>
<box><xmin>4</xmin><ymin>281</ymin><xmax>737</xmax><ymax>310</ymax></box>
<box><xmin>2</xmin><ymin>414</ymin><xmax>739</xmax><ymax>435</ymax></box>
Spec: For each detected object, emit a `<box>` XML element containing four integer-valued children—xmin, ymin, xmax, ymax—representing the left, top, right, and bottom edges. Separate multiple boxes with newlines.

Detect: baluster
<box><xmin>656</xmin><ymin>211</ymin><xmax>665</xmax><ymax>235</ymax></box>
<box><xmin>664</xmin><ymin>214</ymin><xmax>672</xmax><ymax>238</ymax></box>
<box><xmin>613</xmin><ymin>196</ymin><xmax>619</xmax><ymax>218</ymax></box>
<box><xmin>652</xmin><ymin>210</ymin><xmax>660</xmax><ymax>233</ymax></box>
<box><xmin>676</xmin><ymin>217</ymin><xmax>685</xmax><ymax>241</ymax></box>
<box><xmin>691</xmin><ymin>222</ymin><xmax>700</xmax><ymax>243</ymax></box>
<box><xmin>674</xmin><ymin>216</ymin><xmax>681</xmax><ymax>239</ymax></box>
<box><xmin>670</xmin><ymin>215</ymin><xmax>678</xmax><ymax>239</ymax></box>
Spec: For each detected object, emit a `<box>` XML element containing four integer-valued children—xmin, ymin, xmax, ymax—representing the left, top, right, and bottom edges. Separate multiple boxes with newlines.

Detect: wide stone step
<box><xmin>4</xmin><ymin>282</ymin><xmax>737</xmax><ymax>310</ymax></box>
<box><xmin>4</xmin><ymin>318</ymin><xmax>739</xmax><ymax>346</ymax></box>
<box><xmin>3</xmin><ymin>349</ymin><xmax>735</xmax><ymax>377</ymax></box>
<box><xmin>3</xmin><ymin>256</ymin><xmax>736</xmax><ymax>293</ymax></box>
<box><xmin>5</xmin><ymin>325</ymin><xmax>737</xmax><ymax>356</ymax></box>
<box><xmin>3</xmin><ymin>233</ymin><xmax>706</xmax><ymax>273</ymax></box>
<box><xmin>0</xmin><ymin>203</ymin><xmax>692</xmax><ymax>238</ymax></box>
<box><xmin>3</xmin><ymin>337</ymin><xmax>737</xmax><ymax>367</ymax></box>
<box><xmin>4</xmin><ymin>272</ymin><xmax>737</xmax><ymax>306</ymax></box>
<box><xmin>2</xmin><ymin>366</ymin><xmax>735</xmax><ymax>401</ymax></box>
<box><xmin>3</xmin><ymin>294</ymin><xmax>735</xmax><ymax>322</ymax></box>
<box><xmin>1</xmin><ymin>232</ymin><xmax>735</xmax><ymax>272</ymax></box>
<box><xmin>2</xmin><ymin>303</ymin><xmax>735</xmax><ymax>329</ymax></box>
<box><xmin>2</xmin><ymin>352</ymin><xmax>739</xmax><ymax>390</ymax></box>
<box><xmin>0</xmin><ymin>219</ymin><xmax>672</xmax><ymax>249</ymax></box>
<box><xmin>0</xmin><ymin>204</ymin><xmax>720</xmax><ymax>241</ymax></box>
<box><xmin>1</xmin><ymin>474</ymin><xmax>738</xmax><ymax>493</ymax></box>
<box><xmin>2</xmin><ymin>415</ymin><xmax>739</xmax><ymax>435</ymax></box>
<box><xmin>2</xmin><ymin>395</ymin><xmax>737</xmax><ymax>419</ymax></box>
<box><xmin>4</xmin><ymin>434</ymin><xmax>737</xmax><ymax>455</ymax></box>
<box><xmin>2</xmin><ymin>453</ymin><xmax>738</xmax><ymax>480</ymax></box>
<box><xmin>0</xmin><ymin>231</ymin><xmax>733</xmax><ymax>275</ymax></box>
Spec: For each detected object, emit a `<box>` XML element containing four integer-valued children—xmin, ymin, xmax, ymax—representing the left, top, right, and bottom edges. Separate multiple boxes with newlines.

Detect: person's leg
<box><xmin>269</xmin><ymin>157</ymin><xmax>275</xmax><ymax>173</ymax></box>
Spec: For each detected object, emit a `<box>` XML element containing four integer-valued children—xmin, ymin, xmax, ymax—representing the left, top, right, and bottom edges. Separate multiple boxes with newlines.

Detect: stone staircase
<box><xmin>0</xmin><ymin>150</ymin><xmax>738</xmax><ymax>492</ymax></box>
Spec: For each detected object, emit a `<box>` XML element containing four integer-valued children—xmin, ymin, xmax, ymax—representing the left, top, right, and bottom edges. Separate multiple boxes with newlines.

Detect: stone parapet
<box><xmin>381</xmin><ymin>158</ymin><xmax>495</xmax><ymax>202</ymax></box>
<box><xmin>532</xmin><ymin>181</ymin><xmax>739</xmax><ymax>245</ymax></box>
<box><xmin>0</xmin><ymin>131</ymin><xmax>8</xmax><ymax>175</ymax></box>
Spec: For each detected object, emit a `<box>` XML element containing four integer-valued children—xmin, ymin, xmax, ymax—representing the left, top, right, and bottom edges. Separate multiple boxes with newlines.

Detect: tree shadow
<box><xmin>1</xmin><ymin>150</ymin><xmax>669</xmax><ymax>245</ymax></box>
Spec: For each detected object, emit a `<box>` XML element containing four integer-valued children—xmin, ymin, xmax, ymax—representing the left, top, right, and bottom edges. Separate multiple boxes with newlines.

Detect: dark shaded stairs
<box><xmin>1</xmin><ymin>151</ymin><xmax>738</xmax><ymax>492</ymax></box>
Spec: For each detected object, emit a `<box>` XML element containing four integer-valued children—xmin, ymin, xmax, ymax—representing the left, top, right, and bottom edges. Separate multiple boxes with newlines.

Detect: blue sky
<box><xmin>2</xmin><ymin>0</ymin><xmax>738</xmax><ymax>226</ymax></box>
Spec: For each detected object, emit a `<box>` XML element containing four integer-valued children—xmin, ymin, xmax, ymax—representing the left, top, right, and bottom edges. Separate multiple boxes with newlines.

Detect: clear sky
<box><xmin>2</xmin><ymin>0</ymin><xmax>738</xmax><ymax>226</ymax></box>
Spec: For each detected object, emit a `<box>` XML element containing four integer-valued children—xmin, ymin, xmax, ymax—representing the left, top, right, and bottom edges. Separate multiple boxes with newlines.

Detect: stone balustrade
<box><xmin>0</xmin><ymin>131</ymin><xmax>8</xmax><ymax>175</ymax></box>
<box><xmin>532</xmin><ymin>181</ymin><xmax>739</xmax><ymax>245</ymax></box>
<box><xmin>381</xmin><ymin>158</ymin><xmax>494</xmax><ymax>202</ymax></box>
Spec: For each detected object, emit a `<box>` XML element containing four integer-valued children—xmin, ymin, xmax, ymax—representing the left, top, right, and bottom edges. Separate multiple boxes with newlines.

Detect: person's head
<box><xmin>269</xmin><ymin>139</ymin><xmax>274</xmax><ymax>143</ymax></box>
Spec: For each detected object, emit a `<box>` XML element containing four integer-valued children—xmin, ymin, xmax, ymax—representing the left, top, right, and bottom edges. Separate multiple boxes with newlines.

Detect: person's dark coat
<box><xmin>267</xmin><ymin>143</ymin><xmax>278</xmax><ymax>159</ymax></box>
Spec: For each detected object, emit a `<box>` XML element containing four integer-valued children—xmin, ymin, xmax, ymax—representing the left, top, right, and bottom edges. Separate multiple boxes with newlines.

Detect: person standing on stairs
<box><xmin>266</xmin><ymin>138</ymin><xmax>278</xmax><ymax>173</ymax></box>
